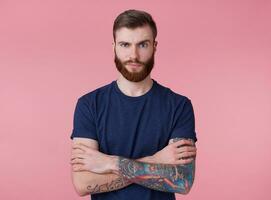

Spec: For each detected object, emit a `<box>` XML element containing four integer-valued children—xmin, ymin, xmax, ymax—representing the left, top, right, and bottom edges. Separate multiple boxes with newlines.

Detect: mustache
<box><xmin>124</xmin><ymin>59</ymin><xmax>144</xmax><ymax>65</ymax></box>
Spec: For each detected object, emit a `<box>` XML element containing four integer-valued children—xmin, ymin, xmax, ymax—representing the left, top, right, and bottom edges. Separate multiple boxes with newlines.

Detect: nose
<box><xmin>129</xmin><ymin>45</ymin><xmax>139</xmax><ymax>61</ymax></box>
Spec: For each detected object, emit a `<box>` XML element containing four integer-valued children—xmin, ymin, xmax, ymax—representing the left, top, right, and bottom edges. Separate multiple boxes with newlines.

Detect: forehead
<box><xmin>115</xmin><ymin>25</ymin><xmax>153</xmax><ymax>43</ymax></box>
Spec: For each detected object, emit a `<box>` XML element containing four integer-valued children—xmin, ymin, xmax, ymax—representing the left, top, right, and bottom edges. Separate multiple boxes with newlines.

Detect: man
<box><xmin>70</xmin><ymin>9</ymin><xmax>197</xmax><ymax>200</ymax></box>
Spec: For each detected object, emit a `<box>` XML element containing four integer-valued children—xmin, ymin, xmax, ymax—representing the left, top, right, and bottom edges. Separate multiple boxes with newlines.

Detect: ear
<box><xmin>112</xmin><ymin>41</ymin><xmax>115</xmax><ymax>53</ymax></box>
<box><xmin>154</xmin><ymin>41</ymin><xmax>158</xmax><ymax>52</ymax></box>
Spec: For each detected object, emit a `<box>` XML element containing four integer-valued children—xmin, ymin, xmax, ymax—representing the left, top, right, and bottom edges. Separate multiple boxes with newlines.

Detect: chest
<box><xmin>95</xmin><ymin>99</ymin><xmax>172</xmax><ymax>158</ymax></box>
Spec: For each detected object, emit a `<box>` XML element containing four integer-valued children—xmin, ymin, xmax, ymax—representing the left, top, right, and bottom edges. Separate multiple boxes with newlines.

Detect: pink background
<box><xmin>0</xmin><ymin>1</ymin><xmax>270</xmax><ymax>199</ymax></box>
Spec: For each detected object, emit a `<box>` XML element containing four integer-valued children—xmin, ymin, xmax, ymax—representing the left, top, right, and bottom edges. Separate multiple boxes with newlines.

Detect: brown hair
<box><xmin>113</xmin><ymin>9</ymin><xmax>157</xmax><ymax>42</ymax></box>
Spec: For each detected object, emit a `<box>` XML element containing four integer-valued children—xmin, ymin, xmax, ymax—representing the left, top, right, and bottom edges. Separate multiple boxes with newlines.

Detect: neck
<box><xmin>116</xmin><ymin>75</ymin><xmax>153</xmax><ymax>97</ymax></box>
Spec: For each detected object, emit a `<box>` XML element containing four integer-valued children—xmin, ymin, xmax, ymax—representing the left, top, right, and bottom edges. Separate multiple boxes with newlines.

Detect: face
<box><xmin>113</xmin><ymin>25</ymin><xmax>157</xmax><ymax>82</ymax></box>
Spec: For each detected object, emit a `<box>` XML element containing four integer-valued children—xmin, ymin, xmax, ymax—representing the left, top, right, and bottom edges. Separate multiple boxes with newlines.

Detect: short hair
<box><xmin>113</xmin><ymin>9</ymin><xmax>157</xmax><ymax>42</ymax></box>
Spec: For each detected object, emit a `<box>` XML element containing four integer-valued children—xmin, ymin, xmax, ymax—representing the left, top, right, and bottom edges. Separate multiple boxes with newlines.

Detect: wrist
<box><xmin>108</xmin><ymin>155</ymin><xmax>120</xmax><ymax>174</ymax></box>
<box><xmin>136</xmin><ymin>155</ymin><xmax>156</xmax><ymax>163</ymax></box>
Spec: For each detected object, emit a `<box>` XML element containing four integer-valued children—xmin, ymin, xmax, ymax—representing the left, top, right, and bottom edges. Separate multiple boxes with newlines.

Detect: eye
<box><xmin>139</xmin><ymin>42</ymin><xmax>148</xmax><ymax>48</ymax></box>
<box><xmin>120</xmin><ymin>43</ymin><xmax>129</xmax><ymax>47</ymax></box>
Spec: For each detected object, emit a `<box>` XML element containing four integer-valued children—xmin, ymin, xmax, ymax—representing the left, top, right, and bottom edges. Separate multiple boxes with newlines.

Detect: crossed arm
<box><xmin>71</xmin><ymin>138</ymin><xmax>196</xmax><ymax>196</ymax></box>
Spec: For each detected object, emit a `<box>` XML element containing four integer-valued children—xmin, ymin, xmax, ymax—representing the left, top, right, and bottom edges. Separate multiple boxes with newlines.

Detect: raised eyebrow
<box><xmin>137</xmin><ymin>40</ymin><xmax>151</xmax><ymax>45</ymax></box>
<box><xmin>118</xmin><ymin>41</ymin><xmax>130</xmax><ymax>45</ymax></box>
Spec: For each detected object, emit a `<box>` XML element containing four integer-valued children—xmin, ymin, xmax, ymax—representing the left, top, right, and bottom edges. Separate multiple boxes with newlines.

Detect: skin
<box><xmin>113</xmin><ymin>25</ymin><xmax>157</xmax><ymax>97</ymax></box>
<box><xmin>71</xmin><ymin>138</ymin><xmax>194</xmax><ymax>196</ymax></box>
<box><xmin>117</xmin><ymin>138</ymin><xmax>195</xmax><ymax>194</ymax></box>
<box><xmin>70</xmin><ymin>25</ymin><xmax>197</xmax><ymax>196</ymax></box>
<box><xmin>71</xmin><ymin>138</ymin><xmax>132</xmax><ymax>196</ymax></box>
<box><xmin>114</xmin><ymin>25</ymin><xmax>156</xmax><ymax>83</ymax></box>
<box><xmin>71</xmin><ymin>138</ymin><xmax>196</xmax><ymax>195</ymax></box>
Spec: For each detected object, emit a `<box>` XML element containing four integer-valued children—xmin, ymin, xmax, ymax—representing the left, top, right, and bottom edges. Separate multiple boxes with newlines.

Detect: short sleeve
<box><xmin>170</xmin><ymin>98</ymin><xmax>198</xmax><ymax>142</ymax></box>
<box><xmin>70</xmin><ymin>97</ymin><xmax>97</xmax><ymax>140</ymax></box>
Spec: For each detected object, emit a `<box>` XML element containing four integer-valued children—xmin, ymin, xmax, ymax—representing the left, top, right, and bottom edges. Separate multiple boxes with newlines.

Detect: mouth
<box><xmin>127</xmin><ymin>63</ymin><xmax>142</xmax><ymax>67</ymax></box>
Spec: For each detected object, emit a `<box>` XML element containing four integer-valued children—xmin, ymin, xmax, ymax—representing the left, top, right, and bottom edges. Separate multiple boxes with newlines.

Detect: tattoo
<box><xmin>118</xmin><ymin>138</ymin><xmax>195</xmax><ymax>194</ymax></box>
<box><xmin>86</xmin><ymin>176</ymin><xmax>131</xmax><ymax>194</ymax></box>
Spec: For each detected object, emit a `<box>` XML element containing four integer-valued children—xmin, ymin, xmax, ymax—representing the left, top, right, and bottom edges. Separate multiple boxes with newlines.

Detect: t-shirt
<box><xmin>70</xmin><ymin>79</ymin><xmax>197</xmax><ymax>200</ymax></box>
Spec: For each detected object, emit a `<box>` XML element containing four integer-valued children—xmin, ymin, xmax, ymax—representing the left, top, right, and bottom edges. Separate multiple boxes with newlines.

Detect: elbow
<box><xmin>78</xmin><ymin>191</ymin><xmax>89</xmax><ymax>197</ymax></box>
<box><xmin>77</xmin><ymin>189</ymin><xmax>89</xmax><ymax>197</ymax></box>
<box><xmin>71</xmin><ymin>173</ymin><xmax>91</xmax><ymax>196</ymax></box>
<box><xmin>175</xmin><ymin>185</ymin><xmax>192</xmax><ymax>195</ymax></box>
<box><xmin>175</xmin><ymin>177</ymin><xmax>194</xmax><ymax>195</ymax></box>
<box><xmin>177</xmin><ymin>186</ymin><xmax>191</xmax><ymax>195</ymax></box>
<box><xmin>73</xmin><ymin>183</ymin><xmax>89</xmax><ymax>197</ymax></box>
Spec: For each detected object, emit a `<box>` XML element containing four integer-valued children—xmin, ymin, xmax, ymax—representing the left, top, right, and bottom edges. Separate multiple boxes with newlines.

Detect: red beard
<box><xmin>114</xmin><ymin>51</ymin><xmax>155</xmax><ymax>82</ymax></box>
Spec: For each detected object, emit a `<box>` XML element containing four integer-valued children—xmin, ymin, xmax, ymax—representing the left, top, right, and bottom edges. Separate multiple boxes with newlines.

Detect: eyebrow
<box><xmin>118</xmin><ymin>39</ymin><xmax>151</xmax><ymax>45</ymax></box>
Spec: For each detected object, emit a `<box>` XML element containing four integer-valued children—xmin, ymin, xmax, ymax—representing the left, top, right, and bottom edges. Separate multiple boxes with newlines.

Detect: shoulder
<box><xmin>74</xmin><ymin>81</ymin><xmax>114</xmax><ymax>116</ymax></box>
<box><xmin>77</xmin><ymin>81</ymin><xmax>114</xmax><ymax>104</ymax></box>
<box><xmin>155</xmin><ymin>80</ymin><xmax>191</xmax><ymax>105</ymax></box>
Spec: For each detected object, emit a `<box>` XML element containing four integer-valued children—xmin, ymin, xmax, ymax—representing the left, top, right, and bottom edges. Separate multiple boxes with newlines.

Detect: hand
<box><xmin>70</xmin><ymin>143</ymin><xmax>118</xmax><ymax>174</ymax></box>
<box><xmin>152</xmin><ymin>139</ymin><xmax>197</xmax><ymax>165</ymax></box>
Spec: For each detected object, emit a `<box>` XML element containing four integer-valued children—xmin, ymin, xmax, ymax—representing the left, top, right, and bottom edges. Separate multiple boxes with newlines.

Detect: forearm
<box><xmin>71</xmin><ymin>138</ymin><xmax>196</xmax><ymax>195</ymax></box>
<box><xmin>72</xmin><ymin>171</ymin><xmax>131</xmax><ymax>196</ymax></box>
<box><xmin>72</xmin><ymin>156</ymin><xmax>155</xmax><ymax>196</ymax></box>
<box><xmin>116</xmin><ymin>157</ymin><xmax>195</xmax><ymax>194</ymax></box>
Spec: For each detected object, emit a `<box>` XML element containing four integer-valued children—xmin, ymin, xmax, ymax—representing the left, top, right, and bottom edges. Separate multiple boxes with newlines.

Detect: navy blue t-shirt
<box><xmin>71</xmin><ymin>79</ymin><xmax>197</xmax><ymax>200</ymax></box>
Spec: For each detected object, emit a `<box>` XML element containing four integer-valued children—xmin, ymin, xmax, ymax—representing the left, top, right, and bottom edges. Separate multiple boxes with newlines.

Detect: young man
<box><xmin>70</xmin><ymin>9</ymin><xmax>198</xmax><ymax>200</ymax></box>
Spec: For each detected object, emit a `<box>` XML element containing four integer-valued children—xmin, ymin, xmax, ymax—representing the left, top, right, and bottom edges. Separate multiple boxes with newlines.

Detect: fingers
<box><xmin>72</xmin><ymin>164</ymin><xmax>87</xmax><ymax>172</ymax></box>
<box><xmin>172</xmin><ymin>139</ymin><xmax>195</xmax><ymax>148</ymax></box>
<box><xmin>72</xmin><ymin>148</ymin><xmax>84</xmax><ymax>154</ymax></box>
<box><xmin>72</xmin><ymin>143</ymin><xmax>97</xmax><ymax>156</ymax></box>
<box><xmin>70</xmin><ymin>144</ymin><xmax>98</xmax><ymax>166</ymax></box>
<box><xmin>71</xmin><ymin>153</ymin><xmax>85</xmax><ymax>160</ymax></box>
<box><xmin>176</xmin><ymin>146</ymin><xmax>197</xmax><ymax>153</ymax></box>
<box><xmin>70</xmin><ymin>158</ymin><xmax>84</xmax><ymax>165</ymax></box>
<box><xmin>177</xmin><ymin>151</ymin><xmax>196</xmax><ymax>159</ymax></box>
<box><xmin>73</xmin><ymin>141</ymin><xmax>92</xmax><ymax>148</ymax></box>
<box><xmin>72</xmin><ymin>143</ymin><xmax>88</xmax><ymax>152</ymax></box>
<box><xmin>176</xmin><ymin>146</ymin><xmax>197</xmax><ymax>161</ymax></box>
<box><xmin>172</xmin><ymin>140</ymin><xmax>196</xmax><ymax>164</ymax></box>
<box><xmin>70</xmin><ymin>154</ymin><xmax>87</xmax><ymax>172</ymax></box>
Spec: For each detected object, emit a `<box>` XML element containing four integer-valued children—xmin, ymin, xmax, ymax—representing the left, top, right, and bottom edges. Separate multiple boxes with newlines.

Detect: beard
<box><xmin>114</xmin><ymin>51</ymin><xmax>155</xmax><ymax>82</ymax></box>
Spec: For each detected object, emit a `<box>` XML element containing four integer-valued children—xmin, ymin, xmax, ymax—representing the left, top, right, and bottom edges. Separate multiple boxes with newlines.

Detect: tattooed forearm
<box><xmin>87</xmin><ymin>176</ymin><xmax>131</xmax><ymax>194</ymax></box>
<box><xmin>118</xmin><ymin>158</ymin><xmax>195</xmax><ymax>194</ymax></box>
<box><xmin>118</xmin><ymin>138</ymin><xmax>196</xmax><ymax>194</ymax></box>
